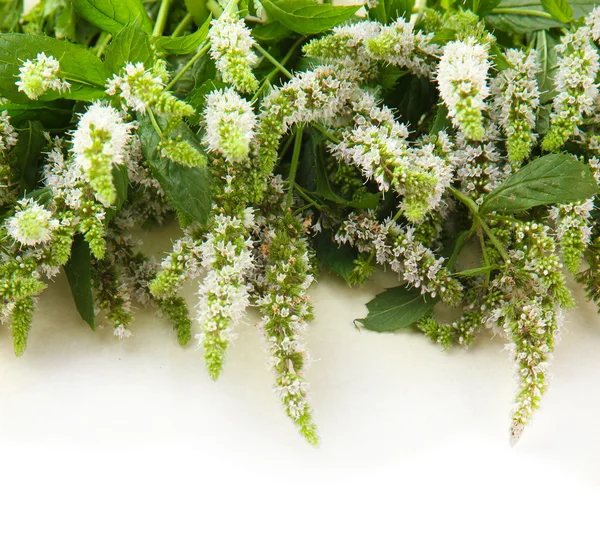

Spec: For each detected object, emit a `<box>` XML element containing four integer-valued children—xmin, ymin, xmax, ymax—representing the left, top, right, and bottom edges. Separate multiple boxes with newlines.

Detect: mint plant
<box><xmin>2</xmin><ymin>0</ymin><xmax>600</xmax><ymax>445</ymax></box>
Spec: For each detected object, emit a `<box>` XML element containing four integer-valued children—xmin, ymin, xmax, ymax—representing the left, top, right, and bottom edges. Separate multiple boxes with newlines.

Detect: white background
<box><xmin>8</xmin><ymin>0</ymin><xmax>600</xmax><ymax>538</ymax></box>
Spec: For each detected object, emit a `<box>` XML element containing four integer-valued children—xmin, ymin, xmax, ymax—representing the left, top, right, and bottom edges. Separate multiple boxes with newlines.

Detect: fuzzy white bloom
<box><xmin>491</xmin><ymin>49</ymin><xmax>539</xmax><ymax>165</ymax></box>
<box><xmin>6</xmin><ymin>199</ymin><xmax>59</xmax><ymax>245</ymax></box>
<box><xmin>436</xmin><ymin>38</ymin><xmax>490</xmax><ymax>141</ymax></box>
<box><xmin>586</xmin><ymin>6</ymin><xmax>600</xmax><ymax>42</ymax></box>
<box><xmin>106</xmin><ymin>62</ymin><xmax>164</xmax><ymax>113</ymax></box>
<box><xmin>203</xmin><ymin>88</ymin><xmax>256</xmax><ymax>162</ymax></box>
<box><xmin>366</xmin><ymin>19</ymin><xmax>439</xmax><ymax>78</ymax></box>
<box><xmin>543</xmin><ymin>27</ymin><xmax>599</xmax><ymax>151</ymax></box>
<box><xmin>196</xmin><ymin>211</ymin><xmax>255</xmax><ymax>380</ymax></box>
<box><xmin>0</xmin><ymin>111</ymin><xmax>18</xmax><ymax>152</ymax></box>
<box><xmin>209</xmin><ymin>13</ymin><xmax>259</xmax><ymax>94</ymax></box>
<box><xmin>16</xmin><ymin>52</ymin><xmax>71</xmax><ymax>100</ymax></box>
<box><xmin>71</xmin><ymin>102</ymin><xmax>133</xmax><ymax>204</ymax></box>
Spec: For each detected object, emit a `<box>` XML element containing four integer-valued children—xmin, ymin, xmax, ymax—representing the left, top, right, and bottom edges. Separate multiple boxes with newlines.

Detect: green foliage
<box><xmin>72</xmin><ymin>0</ymin><xmax>153</xmax><ymax>35</ymax></box>
<box><xmin>64</xmin><ymin>235</ymin><xmax>96</xmax><ymax>330</ymax></box>
<box><xmin>12</xmin><ymin>120</ymin><xmax>47</xmax><ymax>195</ymax></box>
<box><xmin>104</xmin><ymin>21</ymin><xmax>155</xmax><ymax>76</ymax></box>
<box><xmin>357</xmin><ymin>287</ymin><xmax>437</xmax><ymax>332</ymax></box>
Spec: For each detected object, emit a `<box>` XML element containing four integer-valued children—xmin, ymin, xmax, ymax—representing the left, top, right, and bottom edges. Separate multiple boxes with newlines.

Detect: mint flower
<box><xmin>106</xmin><ymin>61</ymin><xmax>194</xmax><ymax>118</ymax></box>
<box><xmin>209</xmin><ymin>13</ymin><xmax>259</xmax><ymax>94</ymax></box>
<box><xmin>158</xmin><ymin>137</ymin><xmax>207</xmax><ymax>168</ymax></box>
<box><xmin>492</xmin><ymin>49</ymin><xmax>540</xmax><ymax>166</ymax></box>
<box><xmin>16</xmin><ymin>52</ymin><xmax>71</xmax><ymax>100</ymax></box>
<box><xmin>203</xmin><ymin>88</ymin><xmax>256</xmax><ymax>162</ymax></box>
<box><xmin>436</xmin><ymin>38</ymin><xmax>490</xmax><ymax>141</ymax></box>
<box><xmin>365</xmin><ymin>19</ymin><xmax>439</xmax><ymax>78</ymax></box>
<box><xmin>6</xmin><ymin>199</ymin><xmax>59</xmax><ymax>246</ymax></box>
<box><xmin>196</xmin><ymin>210</ymin><xmax>255</xmax><ymax>380</ymax></box>
<box><xmin>71</xmin><ymin>102</ymin><xmax>133</xmax><ymax>206</ymax></box>
<box><xmin>549</xmin><ymin>200</ymin><xmax>593</xmax><ymax>273</ymax></box>
<box><xmin>585</xmin><ymin>6</ymin><xmax>600</xmax><ymax>42</ymax></box>
<box><xmin>542</xmin><ymin>27</ymin><xmax>599</xmax><ymax>152</ymax></box>
<box><xmin>0</xmin><ymin>111</ymin><xmax>18</xmax><ymax>152</ymax></box>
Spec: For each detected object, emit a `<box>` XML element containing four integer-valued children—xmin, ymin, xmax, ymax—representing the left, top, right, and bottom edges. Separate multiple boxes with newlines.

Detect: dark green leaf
<box><xmin>370</xmin><ymin>0</ymin><xmax>415</xmax><ymax>22</ymax></box>
<box><xmin>64</xmin><ymin>235</ymin><xmax>96</xmax><ymax>330</ymax></box>
<box><xmin>261</xmin><ymin>0</ymin><xmax>360</xmax><ymax>35</ymax></box>
<box><xmin>104</xmin><ymin>21</ymin><xmax>155</xmax><ymax>76</ymax></box>
<box><xmin>312</xmin><ymin>232</ymin><xmax>357</xmax><ymax>284</ymax></box>
<box><xmin>12</xmin><ymin>121</ymin><xmax>47</xmax><ymax>196</ymax></box>
<box><xmin>535</xmin><ymin>103</ymin><xmax>551</xmax><ymax>135</ymax></box>
<box><xmin>152</xmin><ymin>15</ymin><xmax>211</xmax><ymax>55</ymax></box>
<box><xmin>72</xmin><ymin>0</ymin><xmax>153</xmax><ymax>34</ymax></box>
<box><xmin>3</xmin><ymin>100</ymin><xmax>74</xmax><ymax>129</ymax></box>
<box><xmin>486</xmin><ymin>0</ymin><xmax>563</xmax><ymax>32</ymax></box>
<box><xmin>357</xmin><ymin>286</ymin><xmax>436</xmax><ymax>332</ymax></box>
<box><xmin>430</xmin><ymin>104</ymin><xmax>451</xmax><ymax>136</ymax></box>
<box><xmin>252</xmin><ymin>21</ymin><xmax>295</xmax><ymax>42</ymax></box>
<box><xmin>446</xmin><ymin>230</ymin><xmax>473</xmax><ymax>272</ymax></box>
<box><xmin>541</xmin><ymin>0</ymin><xmax>572</xmax><ymax>21</ymax></box>
<box><xmin>388</xmin><ymin>75</ymin><xmax>437</xmax><ymax>131</ymax></box>
<box><xmin>480</xmin><ymin>154</ymin><xmax>599</xmax><ymax>214</ymax></box>
<box><xmin>0</xmin><ymin>34</ymin><xmax>105</xmax><ymax>103</ymax></box>
<box><xmin>138</xmin><ymin>114</ymin><xmax>212</xmax><ymax>225</ymax></box>
<box><xmin>534</xmin><ymin>30</ymin><xmax>559</xmax><ymax>104</ymax></box>
<box><xmin>465</xmin><ymin>0</ymin><xmax>502</xmax><ymax>14</ymax></box>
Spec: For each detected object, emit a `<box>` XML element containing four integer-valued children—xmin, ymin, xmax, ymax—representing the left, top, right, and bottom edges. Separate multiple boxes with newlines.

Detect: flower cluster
<box><xmin>436</xmin><ymin>38</ymin><xmax>490</xmax><ymax>141</ymax></box>
<box><xmin>208</xmin><ymin>13</ymin><xmax>259</xmax><ymax>94</ymax></box>
<box><xmin>16</xmin><ymin>52</ymin><xmax>70</xmax><ymax>100</ymax></box>
<box><xmin>549</xmin><ymin>200</ymin><xmax>594</xmax><ymax>273</ymax></box>
<box><xmin>6</xmin><ymin>198</ymin><xmax>58</xmax><ymax>246</ymax></box>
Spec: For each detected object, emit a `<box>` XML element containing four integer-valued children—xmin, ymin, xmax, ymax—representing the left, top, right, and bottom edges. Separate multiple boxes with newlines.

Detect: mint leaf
<box><xmin>486</xmin><ymin>0</ymin><xmax>564</xmax><ymax>32</ymax></box>
<box><xmin>541</xmin><ymin>0</ymin><xmax>572</xmax><ymax>21</ymax></box>
<box><xmin>64</xmin><ymin>235</ymin><xmax>96</xmax><ymax>330</ymax></box>
<box><xmin>357</xmin><ymin>286</ymin><xmax>437</xmax><ymax>332</ymax></box>
<box><xmin>261</xmin><ymin>0</ymin><xmax>360</xmax><ymax>35</ymax></box>
<box><xmin>0</xmin><ymin>34</ymin><xmax>105</xmax><ymax>103</ymax></box>
<box><xmin>72</xmin><ymin>0</ymin><xmax>152</xmax><ymax>35</ymax></box>
<box><xmin>12</xmin><ymin>120</ymin><xmax>47</xmax><ymax>195</ymax></box>
<box><xmin>138</xmin><ymin>115</ymin><xmax>212</xmax><ymax>226</ymax></box>
<box><xmin>480</xmin><ymin>155</ymin><xmax>599</xmax><ymax>214</ymax></box>
<box><xmin>312</xmin><ymin>232</ymin><xmax>357</xmax><ymax>284</ymax></box>
<box><xmin>104</xmin><ymin>21</ymin><xmax>155</xmax><ymax>77</ymax></box>
<box><xmin>2</xmin><ymin>101</ymin><xmax>74</xmax><ymax>130</ymax></box>
<box><xmin>153</xmin><ymin>16</ymin><xmax>210</xmax><ymax>55</ymax></box>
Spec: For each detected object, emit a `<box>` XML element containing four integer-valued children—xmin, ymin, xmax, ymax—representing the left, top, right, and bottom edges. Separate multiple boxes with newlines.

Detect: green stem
<box><xmin>251</xmin><ymin>37</ymin><xmax>304</xmax><ymax>102</ymax></box>
<box><xmin>94</xmin><ymin>32</ymin><xmax>112</xmax><ymax>58</ymax></box>
<box><xmin>206</xmin><ymin>0</ymin><xmax>224</xmax><ymax>17</ymax></box>
<box><xmin>477</xmin><ymin>228</ymin><xmax>491</xmax><ymax>287</ymax></box>
<box><xmin>286</xmin><ymin>126</ymin><xmax>304</xmax><ymax>208</ymax></box>
<box><xmin>153</xmin><ymin>0</ymin><xmax>173</xmax><ymax>37</ymax></box>
<box><xmin>293</xmin><ymin>184</ymin><xmax>324</xmax><ymax>211</ymax></box>
<box><xmin>165</xmin><ymin>42</ymin><xmax>211</xmax><ymax>91</ymax></box>
<box><xmin>312</xmin><ymin>123</ymin><xmax>340</xmax><ymax>144</ymax></box>
<box><xmin>148</xmin><ymin>110</ymin><xmax>163</xmax><ymax>137</ymax></box>
<box><xmin>490</xmin><ymin>8</ymin><xmax>554</xmax><ymax>18</ymax></box>
<box><xmin>253</xmin><ymin>42</ymin><xmax>294</xmax><ymax>79</ymax></box>
<box><xmin>171</xmin><ymin>13</ymin><xmax>194</xmax><ymax>38</ymax></box>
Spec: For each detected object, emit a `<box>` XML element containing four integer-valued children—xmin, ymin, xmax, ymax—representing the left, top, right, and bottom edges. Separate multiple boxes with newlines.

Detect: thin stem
<box><xmin>312</xmin><ymin>123</ymin><xmax>340</xmax><ymax>144</ymax></box>
<box><xmin>253</xmin><ymin>42</ymin><xmax>294</xmax><ymax>79</ymax></box>
<box><xmin>148</xmin><ymin>110</ymin><xmax>163</xmax><ymax>137</ymax></box>
<box><xmin>448</xmin><ymin>186</ymin><xmax>479</xmax><ymax>216</ymax></box>
<box><xmin>153</xmin><ymin>0</ymin><xmax>173</xmax><ymax>37</ymax></box>
<box><xmin>293</xmin><ymin>184</ymin><xmax>324</xmax><ymax>211</ymax></box>
<box><xmin>165</xmin><ymin>42</ymin><xmax>211</xmax><ymax>91</ymax></box>
<box><xmin>94</xmin><ymin>32</ymin><xmax>112</xmax><ymax>58</ymax></box>
<box><xmin>206</xmin><ymin>0</ymin><xmax>223</xmax><ymax>17</ymax></box>
<box><xmin>286</xmin><ymin>126</ymin><xmax>304</xmax><ymax>208</ymax></box>
<box><xmin>171</xmin><ymin>13</ymin><xmax>194</xmax><ymax>38</ymax></box>
<box><xmin>477</xmin><ymin>228</ymin><xmax>491</xmax><ymax>287</ymax></box>
<box><xmin>490</xmin><ymin>8</ymin><xmax>553</xmax><ymax>18</ymax></box>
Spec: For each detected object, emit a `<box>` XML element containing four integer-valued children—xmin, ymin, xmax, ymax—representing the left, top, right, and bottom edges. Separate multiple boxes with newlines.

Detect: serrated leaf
<box><xmin>72</xmin><ymin>0</ymin><xmax>152</xmax><ymax>34</ymax></box>
<box><xmin>138</xmin><ymin>114</ymin><xmax>212</xmax><ymax>225</ymax></box>
<box><xmin>357</xmin><ymin>286</ymin><xmax>436</xmax><ymax>332</ymax></box>
<box><xmin>534</xmin><ymin>30</ymin><xmax>559</xmax><ymax>104</ymax></box>
<box><xmin>0</xmin><ymin>34</ymin><xmax>105</xmax><ymax>103</ymax></box>
<box><xmin>104</xmin><ymin>21</ymin><xmax>155</xmax><ymax>77</ymax></box>
<box><xmin>64</xmin><ymin>235</ymin><xmax>96</xmax><ymax>330</ymax></box>
<box><xmin>312</xmin><ymin>232</ymin><xmax>357</xmax><ymax>284</ymax></box>
<box><xmin>152</xmin><ymin>15</ymin><xmax>211</xmax><ymax>55</ymax></box>
<box><xmin>541</xmin><ymin>0</ymin><xmax>572</xmax><ymax>21</ymax></box>
<box><xmin>480</xmin><ymin>154</ymin><xmax>599</xmax><ymax>214</ymax></box>
<box><xmin>12</xmin><ymin>120</ymin><xmax>47</xmax><ymax>195</ymax></box>
<box><xmin>261</xmin><ymin>0</ymin><xmax>360</xmax><ymax>35</ymax></box>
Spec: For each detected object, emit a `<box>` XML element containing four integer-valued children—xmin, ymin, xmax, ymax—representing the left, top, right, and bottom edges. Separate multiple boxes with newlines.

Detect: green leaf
<box><xmin>357</xmin><ymin>286</ymin><xmax>437</xmax><ymax>332</ymax></box>
<box><xmin>138</xmin><ymin>114</ymin><xmax>212</xmax><ymax>226</ymax></box>
<box><xmin>2</xmin><ymin>101</ymin><xmax>74</xmax><ymax>130</ymax></box>
<box><xmin>0</xmin><ymin>34</ymin><xmax>106</xmax><ymax>103</ymax></box>
<box><xmin>480</xmin><ymin>154</ymin><xmax>599</xmax><ymax>214</ymax></box>
<box><xmin>534</xmin><ymin>30</ymin><xmax>559</xmax><ymax>104</ymax></box>
<box><xmin>64</xmin><ymin>235</ymin><xmax>96</xmax><ymax>330</ymax></box>
<box><xmin>12</xmin><ymin>120</ymin><xmax>47</xmax><ymax>196</ymax></box>
<box><xmin>445</xmin><ymin>230</ymin><xmax>473</xmax><ymax>272</ymax></box>
<box><xmin>465</xmin><ymin>0</ymin><xmax>502</xmax><ymax>15</ymax></box>
<box><xmin>152</xmin><ymin>15</ymin><xmax>211</xmax><ymax>55</ymax></box>
<box><xmin>486</xmin><ymin>0</ymin><xmax>563</xmax><ymax>32</ymax></box>
<box><xmin>72</xmin><ymin>0</ymin><xmax>152</xmax><ymax>34</ymax></box>
<box><xmin>104</xmin><ymin>21</ymin><xmax>155</xmax><ymax>77</ymax></box>
<box><xmin>184</xmin><ymin>0</ymin><xmax>210</xmax><ymax>25</ymax></box>
<box><xmin>252</xmin><ymin>21</ymin><xmax>294</xmax><ymax>42</ymax></box>
<box><xmin>312</xmin><ymin>232</ymin><xmax>357</xmax><ymax>284</ymax></box>
<box><xmin>186</xmin><ymin>79</ymin><xmax>228</xmax><ymax>125</ymax></box>
<box><xmin>370</xmin><ymin>0</ymin><xmax>415</xmax><ymax>22</ymax></box>
<box><xmin>261</xmin><ymin>0</ymin><xmax>360</xmax><ymax>35</ymax></box>
<box><xmin>541</xmin><ymin>0</ymin><xmax>572</xmax><ymax>21</ymax></box>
